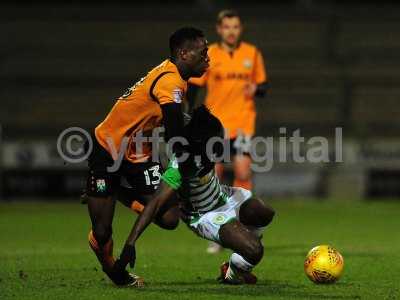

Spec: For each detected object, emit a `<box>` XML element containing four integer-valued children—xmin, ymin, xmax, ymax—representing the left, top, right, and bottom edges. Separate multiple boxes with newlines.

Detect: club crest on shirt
<box><xmin>212</xmin><ymin>213</ymin><xmax>228</xmax><ymax>225</ymax></box>
<box><xmin>199</xmin><ymin>172</ymin><xmax>212</xmax><ymax>185</ymax></box>
<box><xmin>243</xmin><ymin>58</ymin><xmax>252</xmax><ymax>69</ymax></box>
<box><xmin>172</xmin><ymin>88</ymin><xmax>183</xmax><ymax>103</ymax></box>
<box><xmin>96</xmin><ymin>179</ymin><xmax>106</xmax><ymax>193</ymax></box>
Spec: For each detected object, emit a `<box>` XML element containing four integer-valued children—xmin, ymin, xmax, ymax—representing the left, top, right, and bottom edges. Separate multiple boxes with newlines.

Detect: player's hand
<box><xmin>243</xmin><ymin>83</ymin><xmax>257</xmax><ymax>98</ymax></box>
<box><xmin>117</xmin><ymin>243</ymin><xmax>136</xmax><ymax>269</ymax></box>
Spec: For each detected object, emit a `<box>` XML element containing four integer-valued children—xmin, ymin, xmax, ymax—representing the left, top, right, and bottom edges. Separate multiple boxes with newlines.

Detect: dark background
<box><xmin>1</xmin><ymin>0</ymin><xmax>400</xmax><ymax>199</ymax></box>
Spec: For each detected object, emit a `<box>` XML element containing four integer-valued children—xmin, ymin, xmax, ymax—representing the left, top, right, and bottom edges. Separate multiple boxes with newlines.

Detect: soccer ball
<box><xmin>304</xmin><ymin>245</ymin><xmax>344</xmax><ymax>284</ymax></box>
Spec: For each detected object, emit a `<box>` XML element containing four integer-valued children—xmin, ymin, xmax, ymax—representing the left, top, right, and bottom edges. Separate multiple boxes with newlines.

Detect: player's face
<box><xmin>185</xmin><ymin>38</ymin><xmax>210</xmax><ymax>77</ymax></box>
<box><xmin>217</xmin><ymin>17</ymin><xmax>242</xmax><ymax>47</ymax></box>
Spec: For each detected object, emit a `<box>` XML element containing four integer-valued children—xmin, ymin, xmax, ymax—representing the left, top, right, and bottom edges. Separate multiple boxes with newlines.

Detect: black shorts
<box><xmin>85</xmin><ymin>137</ymin><xmax>161</xmax><ymax>198</ymax></box>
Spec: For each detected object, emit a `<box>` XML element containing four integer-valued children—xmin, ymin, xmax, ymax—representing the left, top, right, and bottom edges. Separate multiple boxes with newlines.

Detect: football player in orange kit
<box><xmin>188</xmin><ymin>10</ymin><xmax>270</xmax><ymax>253</ymax></box>
<box><xmin>84</xmin><ymin>27</ymin><xmax>210</xmax><ymax>286</ymax></box>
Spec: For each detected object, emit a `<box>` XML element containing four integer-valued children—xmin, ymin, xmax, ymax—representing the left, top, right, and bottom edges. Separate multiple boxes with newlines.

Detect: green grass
<box><xmin>0</xmin><ymin>199</ymin><xmax>399</xmax><ymax>300</ymax></box>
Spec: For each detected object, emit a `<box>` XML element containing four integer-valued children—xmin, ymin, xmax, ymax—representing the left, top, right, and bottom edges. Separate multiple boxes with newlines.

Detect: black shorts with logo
<box><xmin>85</xmin><ymin>137</ymin><xmax>161</xmax><ymax>198</ymax></box>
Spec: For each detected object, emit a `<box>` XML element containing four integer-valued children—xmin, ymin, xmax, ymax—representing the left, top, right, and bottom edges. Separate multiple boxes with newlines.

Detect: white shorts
<box><xmin>188</xmin><ymin>187</ymin><xmax>252</xmax><ymax>243</ymax></box>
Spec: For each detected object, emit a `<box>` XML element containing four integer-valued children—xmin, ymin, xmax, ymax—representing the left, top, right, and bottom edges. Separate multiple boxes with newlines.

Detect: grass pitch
<box><xmin>0</xmin><ymin>199</ymin><xmax>399</xmax><ymax>300</ymax></box>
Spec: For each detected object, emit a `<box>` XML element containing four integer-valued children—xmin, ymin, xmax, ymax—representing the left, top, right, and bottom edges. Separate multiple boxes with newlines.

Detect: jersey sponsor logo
<box><xmin>214</xmin><ymin>74</ymin><xmax>223</xmax><ymax>81</ymax></box>
<box><xmin>172</xmin><ymin>88</ymin><xmax>183</xmax><ymax>103</ymax></box>
<box><xmin>214</xmin><ymin>73</ymin><xmax>251</xmax><ymax>81</ymax></box>
<box><xmin>225</xmin><ymin>73</ymin><xmax>251</xmax><ymax>81</ymax></box>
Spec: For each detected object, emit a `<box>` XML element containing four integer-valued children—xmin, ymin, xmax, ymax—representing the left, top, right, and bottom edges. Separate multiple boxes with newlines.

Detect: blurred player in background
<box><xmin>84</xmin><ymin>27</ymin><xmax>210</xmax><ymax>287</ymax></box>
<box><xmin>188</xmin><ymin>9</ymin><xmax>270</xmax><ymax>253</ymax></box>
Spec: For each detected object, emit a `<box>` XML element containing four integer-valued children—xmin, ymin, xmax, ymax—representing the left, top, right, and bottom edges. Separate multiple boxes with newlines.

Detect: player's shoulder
<box><xmin>240</xmin><ymin>41</ymin><xmax>259</xmax><ymax>53</ymax></box>
<box><xmin>150</xmin><ymin>59</ymin><xmax>179</xmax><ymax>77</ymax></box>
<box><xmin>150</xmin><ymin>59</ymin><xmax>186</xmax><ymax>87</ymax></box>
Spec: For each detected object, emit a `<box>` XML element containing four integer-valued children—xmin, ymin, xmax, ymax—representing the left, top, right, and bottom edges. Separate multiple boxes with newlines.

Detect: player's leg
<box><xmin>84</xmin><ymin>137</ymin><xmax>120</xmax><ymax>273</ymax></box>
<box><xmin>86</xmin><ymin>189</ymin><xmax>144</xmax><ymax>286</ymax></box>
<box><xmin>231</xmin><ymin>134</ymin><xmax>253</xmax><ymax>190</ymax></box>
<box><xmin>218</xmin><ymin>220</ymin><xmax>263</xmax><ymax>284</ymax></box>
<box><xmin>207</xmin><ymin>162</ymin><xmax>226</xmax><ymax>254</ymax></box>
<box><xmin>208</xmin><ymin>155</ymin><xmax>252</xmax><ymax>254</ymax></box>
<box><xmin>232</xmin><ymin>154</ymin><xmax>252</xmax><ymax>190</ymax></box>
<box><xmin>115</xmin><ymin>186</ymin><xmax>144</xmax><ymax>213</ymax></box>
<box><xmin>239</xmin><ymin>196</ymin><xmax>275</xmax><ymax>236</ymax></box>
<box><xmin>140</xmin><ymin>193</ymin><xmax>180</xmax><ymax>230</ymax></box>
<box><xmin>117</xmin><ymin>191</ymin><xmax>180</xmax><ymax>230</ymax></box>
<box><xmin>87</xmin><ymin>195</ymin><xmax>116</xmax><ymax>271</ymax></box>
<box><xmin>84</xmin><ymin>139</ymin><xmax>142</xmax><ymax>286</ymax></box>
<box><xmin>116</xmin><ymin>160</ymin><xmax>180</xmax><ymax>230</ymax></box>
<box><xmin>155</xmin><ymin>202</ymin><xmax>180</xmax><ymax>230</ymax></box>
<box><xmin>217</xmin><ymin>190</ymin><xmax>274</xmax><ymax>284</ymax></box>
<box><xmin>86</xmin><ymin>175</ymin><xmax>138</xmax><ymax>285</ymax></box>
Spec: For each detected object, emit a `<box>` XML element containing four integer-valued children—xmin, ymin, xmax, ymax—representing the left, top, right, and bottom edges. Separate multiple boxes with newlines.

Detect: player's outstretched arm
<box><xmin>116</xmin><ymin>181</ymin><xmax>176</xmax><ymax>269</ymax></box>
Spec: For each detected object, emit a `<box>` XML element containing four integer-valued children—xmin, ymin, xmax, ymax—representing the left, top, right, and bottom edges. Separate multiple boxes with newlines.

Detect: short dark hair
<box><xmin>185</xmin><ymin>105</ymin><xmax>223</xmax><ymax>146</ymax></box>
<box><xmin>217</xmin><ymin>9</ymin><xmax>241</xmax><ymax>24</ymax></box>
<box><xmin>169</xmin><ymin>27</ymin><xmax>205</xmax><ymax>59</ymax></box>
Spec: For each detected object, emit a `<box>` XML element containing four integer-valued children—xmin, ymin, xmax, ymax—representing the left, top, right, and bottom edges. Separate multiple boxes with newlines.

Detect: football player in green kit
<box><xmin>113</xmin><ymin>105</ymin><xmax>275</xmax><ymax>284</ymax></box>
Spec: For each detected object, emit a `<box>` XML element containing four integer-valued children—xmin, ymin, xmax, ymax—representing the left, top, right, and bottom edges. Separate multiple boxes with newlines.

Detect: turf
<box><xmin>0</xmin><ymin>199</ymin><xmax>399</xmax><ymax>300</ymax></box>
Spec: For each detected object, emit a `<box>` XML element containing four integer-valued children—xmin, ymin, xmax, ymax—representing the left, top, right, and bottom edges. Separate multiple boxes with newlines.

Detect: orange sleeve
<box><xmin>253</xmin><ymin>49</ymin><xmax>267</xmax><ymax>84</ymax></box>
<box><xmin>188</xmin><ymin>71</ymin><xmax>209</xmax><ymax>87</ymax></box>
<box><xmin>152</xmin><ymin>73</ymin><xmax>186</xmax><ymax>105</ymax></box>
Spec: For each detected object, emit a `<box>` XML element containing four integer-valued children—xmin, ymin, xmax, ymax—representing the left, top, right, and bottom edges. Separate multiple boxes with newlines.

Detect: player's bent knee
<box><xmin>93</xmin><ymin>225</ymin><xmax>112</xmax><ymax>246</ymax></box>
<box><xmin>240</xmin><ymin>198</ymin><xmax>275</xmax><ymax>227</ymax></box>
<box><xmin>160</xmin><ymin>222</ymin><xmax>179</xmax><ymax>230</ymax></box>
<box><xmin>261</xmin><ymin>206</ymin><xmax>275</xmax><ymax>226</ymax></box>
<box><xmin>156</xmin><ymin>218</ymin><xmax>179</xmax><ymax>230</ymax></box>
<box><xmin>155</xmin><ymin>210</ymin><xmax>180</xmax><ymax>230</ymax></box>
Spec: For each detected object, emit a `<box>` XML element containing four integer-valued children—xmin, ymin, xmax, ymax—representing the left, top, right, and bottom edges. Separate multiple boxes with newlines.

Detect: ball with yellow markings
<box><xmin>304</xmin><ymin>245</ymin><xmax>344</xmax><ymax>284</ymax></box>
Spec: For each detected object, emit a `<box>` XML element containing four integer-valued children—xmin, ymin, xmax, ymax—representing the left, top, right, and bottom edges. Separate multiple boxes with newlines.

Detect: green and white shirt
<box><xmin>161</xmin><ymin>156</ymin><xmax>228</xmax><ymax>214</ymax></box>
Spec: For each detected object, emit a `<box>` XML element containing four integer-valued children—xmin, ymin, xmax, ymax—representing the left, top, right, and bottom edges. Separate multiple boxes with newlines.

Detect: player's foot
<box><xmin>240</xmin><ymin>270</ymin><xmax>257</xmax><ymax>284</ymax></box>
<box><xmin>104</xmin><ymin>268</ymin><xmax>145</xmax><ymax>287</ymax></box>
<box><xmin>217</xmin><ymin>262</ymin><xmax>257</xmax><ymax>285</ymax></box>
<box><xmin>125</xmin><ymin>273</ymin><xmax>145</xmax><ymax>288</ymax></box>
<box><xmin>217</xmin><ymin>262</ymin><xmax>230</xmax><ymax>282</ymax></box>
<box><xmin>207</xmin><ymin>241</ymin><xmax>223</xmax><ymax>254</ymax></box>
